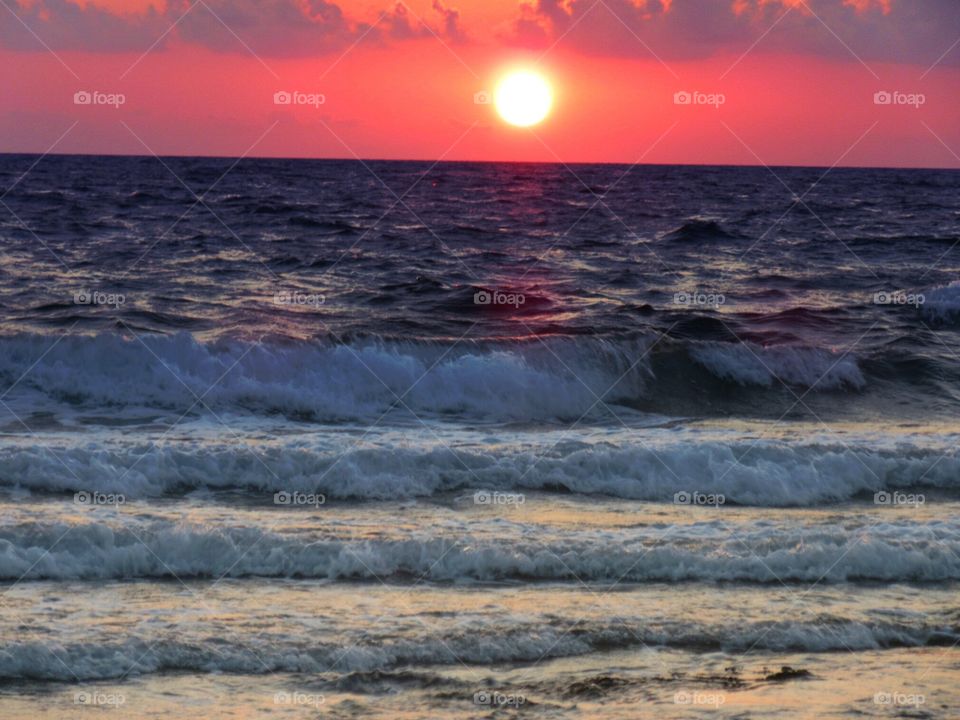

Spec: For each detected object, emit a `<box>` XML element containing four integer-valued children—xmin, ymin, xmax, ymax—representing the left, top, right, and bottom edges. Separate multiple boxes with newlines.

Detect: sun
<box><xmin>494</xmin><ymin>71</ymin><xmax>553</xmax><ymax>127</ymax></box>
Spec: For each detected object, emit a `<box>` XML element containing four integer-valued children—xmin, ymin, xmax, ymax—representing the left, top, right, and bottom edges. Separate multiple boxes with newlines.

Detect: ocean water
<box><xmin>0</xmin><ymin>154</ymin><xmax>958</xmax><ymax>718</ymax></box>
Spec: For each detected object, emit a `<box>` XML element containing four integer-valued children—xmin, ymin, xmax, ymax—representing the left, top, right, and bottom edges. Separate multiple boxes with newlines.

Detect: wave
<box><xmin>1</xmin><ymin>617</ymin><xmax>954</xmax><ymax>681</ymax></box>
<box><xmin>2</xmin><ymin>519</ymin><xmax>958</xmax><ymax>583</ymax></box>
<box><xmin>688</xmin><ymin>342</ymin><xmax>864</xmax><ymax>388</ymax></box>
<box><xmin>0</xmin><ymin>435</ymin><xmax>955</xmax><ymax>504</ymax></box>
<box><xmin>923</xmin><ymin>281</ymin><xmax>960</xmax><ymax>323</ymax></box>
<box><xmin>0</xmin><ymin>332</ymin><xmax>876</xmax><ymax>424</ymax></box>
<box><xmin>662</xmin><ymin>218</ymin><xmax>740</xmax><ymax>243</ymax></box>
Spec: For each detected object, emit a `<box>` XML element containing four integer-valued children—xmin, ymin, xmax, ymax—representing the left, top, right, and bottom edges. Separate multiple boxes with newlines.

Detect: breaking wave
<box><xmin>3</xmin><ymin>518</ymin><xmax>959</xmax><ymax>583</ymax></box>
<box><xmin>0</xmin><ymin>332</ymin><xmax>882</xmax><ymax>424</ymax></box>
<box><xmin>0</xmin><ymin>435</ymin><xmax>956</xmax><ymax>505</ymax></box>
<box><xmin>1</xmin><ymin>617</ymin><xmax>955</xmax><ymax>682</ymax></box>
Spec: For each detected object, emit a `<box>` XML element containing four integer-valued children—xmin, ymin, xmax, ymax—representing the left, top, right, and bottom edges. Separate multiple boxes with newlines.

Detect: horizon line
<box><xmin>0</xmin><ymin>150</ymin><xmax>958</xmax><ymax>173</ymax></box>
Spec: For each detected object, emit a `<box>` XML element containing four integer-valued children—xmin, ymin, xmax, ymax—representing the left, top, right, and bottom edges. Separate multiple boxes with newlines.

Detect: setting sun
<box><xmin>494</xmin><ymin>71</ymin><xmax>553</xmax><ymax>127</ymax></box>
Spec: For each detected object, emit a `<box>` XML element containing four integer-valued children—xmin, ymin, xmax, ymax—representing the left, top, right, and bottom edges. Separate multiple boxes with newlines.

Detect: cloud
<box><xmin>378</xmin><ymin>0</ymin><xmax>467</xmax><ymax>43</ymax></box>
<box><xmin>732</xmin><ymin>0</ymin><xmax>891</xmax><ymax>15</ymax></box>
<box><xmin>0</xmin><ymin>0</ymin><xmax>466</xmax><ymax>57</ymax></box>
<box><xmin>737</xmin><ymin>0</ymin><xmax>893</xmax><ymax>13</ymax></box>
<box><xmin>381</xmin><ymin>1</ymin><xmax>450</xmax><ymax>41</ymax></box>
<box><xmin>0</xmin><ymin>0</ymin><xmax>168</xmax><ymax>52</ymax></box>
<box><xmin>432</xmin><ymin>0</ymin><xmax>465</xmax><ymax>43</ymax></box>
<box><xmin>0</xmin><ymin>0</ymin><xmax>952</xmax><ymax>66</ymax></box>
<box><xmin>169</xmin><ymin>0</ymin><xmax>355</xmax><ymax>57</ymax></box>
<box><xmin>508</xmin><ymin>0</ymin><xmax>960</xmax><ymax>67</ymax></box>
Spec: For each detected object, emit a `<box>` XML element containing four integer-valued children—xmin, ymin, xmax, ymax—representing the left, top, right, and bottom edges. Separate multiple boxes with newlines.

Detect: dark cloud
<box><xmin>0</xmin><ymin>0</ymin><xmax>168</xmax><ymax>53</ymax></box>
<box><xmin>508</xmin><ymin>0</ymin><xmax>960</xmax><ymax>68</ymax></box>
<box><xmin>0</xmin><ymin>0</ymin><xmax>465</xmax><ymax>57</ymax></box>
<box><xmin>383</xmin><ymin>2</ymin><xmax>428</xmax><ymax>40</ymax></box>
<box><xmin>0</xmin><ymin>0</ymin><xmax>952</xmax><ymax>66</ymax></box>
<box><xmin>168</xmin><ymin>0</ymin><xmax>354</xmax><ymax>57</ymax></box>
<box><xmin>379</xmin><ymin>1</ymin><xmax>466</xmax><ymax>42</ymax></box>
<box><xmin>432</xmin><ymin>0</ymin><xmax>466</xmax><ymax>43</ymax></box>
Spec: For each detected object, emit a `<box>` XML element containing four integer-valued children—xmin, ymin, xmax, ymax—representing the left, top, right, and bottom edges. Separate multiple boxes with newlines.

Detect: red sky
<box><xmin>1</xmin><ymin>0</ymin><xmax>958</xmax><ymax>167</ymax></box>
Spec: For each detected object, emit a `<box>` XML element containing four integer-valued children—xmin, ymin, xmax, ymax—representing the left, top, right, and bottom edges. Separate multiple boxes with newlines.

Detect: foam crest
<box><xmin>0</xmin><ymin>617</ymin><xmax>953</xmax><ymax>682</ymax></box>
<box><xmin>0</xmin><ymin>436</ymin><xmax>954</xmax><ymax>505</ymax></box>
<box><xmin>690</xmin><ymin>342</ymin><xmax>864</xmax><ymax>389</ymax></box>
<box><xmin>2</xmin><ymin>519</ymin><xmax>959</xmax><ymax>583</ymax></box>
<box><xmin>923</xmin><ymin>281</ymin><xmax>960</xmax><ymax>323</ymax></box>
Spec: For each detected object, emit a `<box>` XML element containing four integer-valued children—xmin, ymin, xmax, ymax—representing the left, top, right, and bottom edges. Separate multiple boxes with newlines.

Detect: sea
<box><xmin>0</xmin><ymin>154</ymin><xmax>958</xmax><ymax>718</ymax></box>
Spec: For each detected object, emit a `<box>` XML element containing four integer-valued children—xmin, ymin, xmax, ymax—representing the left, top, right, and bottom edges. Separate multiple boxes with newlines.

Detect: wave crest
<box><xmin>0</xmin><ymin>332</ymin><xmax>868</xmax><ymax>423</ymax></box>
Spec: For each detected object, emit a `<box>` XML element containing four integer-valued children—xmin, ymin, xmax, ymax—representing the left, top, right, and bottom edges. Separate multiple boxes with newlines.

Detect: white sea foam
<box><xmin>923</xmin><ymin>281</ymin><xmax>960</xmax><ymax>322</ymax></box>
<box><xmin>0</xmin><ymin>332</ymin><xmax>867</xmax><ymax>423</ymax></box>
<box><xmin>0</xmin><ymin>333</ymin><xmax>647</xmax><ymax>422</ymax></box>
<box><xmin>2</xmin><ymin>519</ymin><xmax>958</xmax><ymax>583</ymax></box>
<box><xmin>0</xmin><ymin>435</ymin><xmax>954</xmax><ymax>505</ymax></box>
<box><xmin>0</xmin><ymin>618</ymin><xmax>952</xmax><ymax>681</ymax></box>
<box><xmin>690</xmin><ymin>342</ymin><xmax>864</xmax><ymax>389</ymax></box>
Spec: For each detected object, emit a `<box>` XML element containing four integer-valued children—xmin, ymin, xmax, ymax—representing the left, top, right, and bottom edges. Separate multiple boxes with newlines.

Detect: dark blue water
<box><xmin>0</xmin><ymin>155</ymin><xmax>958</xmax><ymax>423</ymax></box>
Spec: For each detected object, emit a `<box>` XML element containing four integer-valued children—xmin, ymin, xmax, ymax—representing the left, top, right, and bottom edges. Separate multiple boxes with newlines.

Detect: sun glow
<box><xmin>494</xmin><ymin>71</ymin><xmax>553</xmax><ymax>127</ymax></box>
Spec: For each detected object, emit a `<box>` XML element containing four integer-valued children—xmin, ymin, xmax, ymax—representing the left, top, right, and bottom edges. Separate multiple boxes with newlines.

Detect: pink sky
<box><xmin>1</xmin><ymin>0</ymin><xmax>958</xmax><ymax>166</ymax></box>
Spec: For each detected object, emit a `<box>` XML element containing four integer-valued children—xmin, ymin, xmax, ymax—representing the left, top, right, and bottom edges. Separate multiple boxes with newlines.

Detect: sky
<box><xmin>1</xmin><ymin>0</ymin><xmax>958</xmax><ymax>167</ymax></box>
